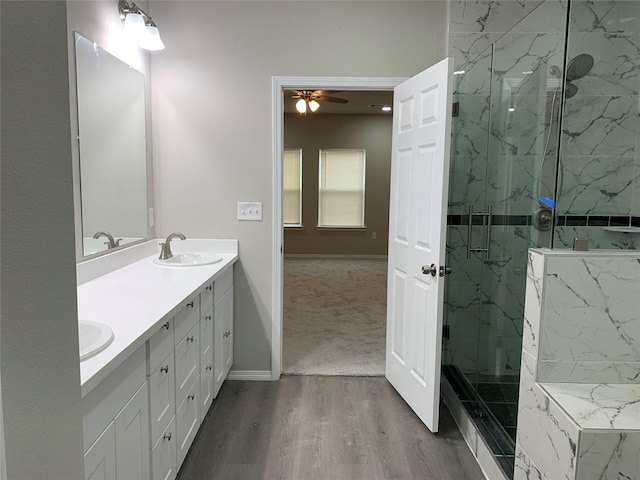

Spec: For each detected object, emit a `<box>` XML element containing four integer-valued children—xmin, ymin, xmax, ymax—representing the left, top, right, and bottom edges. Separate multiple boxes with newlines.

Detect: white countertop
<box><xmin>541</xmin><ymin>383</ymin><xmax>640</xmax><ymax>430</ymax></box>
<box><xmin>77</xmin><ymin>240</ymin><xmax>238</xmax><ymax>397</ymax></box>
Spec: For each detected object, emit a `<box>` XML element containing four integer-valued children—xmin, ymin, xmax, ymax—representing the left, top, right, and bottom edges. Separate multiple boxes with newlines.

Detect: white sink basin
<box><xmin>153</xmin><ymin>252</ymin><xmax>223</xmax><ymax>267</ymax></box>
<box><xmin>79</xmin><ymin>321</ymin><xmax>114</xmax><ymax>361</ymax></box>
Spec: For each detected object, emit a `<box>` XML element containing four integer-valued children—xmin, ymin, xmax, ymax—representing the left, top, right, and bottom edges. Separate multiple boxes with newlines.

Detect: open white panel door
<box><xmin>385</xmin><ymin>57</ymin><xmax>454</xmax><ymax>433</ymax></box>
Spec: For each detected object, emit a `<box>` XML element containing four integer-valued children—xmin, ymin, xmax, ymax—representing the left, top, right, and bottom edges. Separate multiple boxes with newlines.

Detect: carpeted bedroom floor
<box><xmin>283</xmin><ymin>258</ymin><xmax>387</xmax><ymax>376</ymax></box>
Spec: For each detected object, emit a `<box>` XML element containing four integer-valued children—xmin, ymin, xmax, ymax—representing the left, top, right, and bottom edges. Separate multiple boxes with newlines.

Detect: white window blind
<box><xmin>283</xmin><ymin>148</ymin><xmax>302</xmax><ymax>226</ymax></box>
<box><xmin>318</xmin><ymin>149</ymin><xmax>366</xmax><ymax>227</ymax></box>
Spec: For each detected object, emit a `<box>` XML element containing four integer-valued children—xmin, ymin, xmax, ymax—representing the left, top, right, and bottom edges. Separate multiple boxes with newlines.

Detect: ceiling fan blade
<box><xmin>316</xmin><ymin>95</ymin><xmax>348</xmax><ymax>104</ymax></box>
<box><xmin>313</xmin><ymin>90</ymin><xmax>343</xmax><ymax>96</ymax></box>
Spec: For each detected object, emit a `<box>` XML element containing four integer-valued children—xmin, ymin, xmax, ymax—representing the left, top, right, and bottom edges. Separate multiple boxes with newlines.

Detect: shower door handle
<box><xmin>467</xmin><ymin>204</ymin><xmax>492</xmax><ymax>259</ymax></box>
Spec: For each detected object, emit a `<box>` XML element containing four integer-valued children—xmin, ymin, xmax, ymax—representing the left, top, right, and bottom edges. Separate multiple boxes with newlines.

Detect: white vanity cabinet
<box><xmin>83</xmin><ymin>345</ymin><xmax>150</xmax><ymax>480</ymax></box>
<box><xmin>213</xmin><ymin>268</ymin><xmax>234</xmax><ymax>398</ymax></box>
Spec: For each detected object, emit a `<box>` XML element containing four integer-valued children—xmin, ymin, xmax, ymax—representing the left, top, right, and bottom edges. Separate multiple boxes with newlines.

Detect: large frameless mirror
<box><xmin>75</xmin><ymin>32</ymin><xmax>148</xmax><ymax>257</ymax></box>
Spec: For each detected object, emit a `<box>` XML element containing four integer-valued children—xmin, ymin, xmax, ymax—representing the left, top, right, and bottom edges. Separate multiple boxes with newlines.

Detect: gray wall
<box><xmin>284</xmin><ymin>113</ymin><xmax>392</xmax><ymax>256</ymax></box>
<box><xmin>150</xmin><ymin>0</ymin><xmax>449</xmax><ymax>372</ymax></box>
<box><xmin>1</xmin><ymin>2</ymin><xmax>84</xmax><ymax>477</ymax></box>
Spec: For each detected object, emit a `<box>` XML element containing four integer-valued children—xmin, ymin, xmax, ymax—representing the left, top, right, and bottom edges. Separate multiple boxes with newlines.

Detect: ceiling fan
<box><xmin>290</xmin><ymin>90</ymin><xmax>348</xmax><ymax>113</ymax></box>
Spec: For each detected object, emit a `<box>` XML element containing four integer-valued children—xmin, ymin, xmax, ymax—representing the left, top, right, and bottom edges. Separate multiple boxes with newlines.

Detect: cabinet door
<box><xmin>200</xmin><ymin>362</ymin><xmax>214</xmax><ymax>415</ymax></box>
<box><xmin>115</xmin><ymin>382</ymin><xmax>150</xmax><ymax>480</ymax></box>
<box><xmin>222</xmin><ymin>286</ymin><xmax>234</xmax><ymax>378</ymax></box>
<box><xmin>175</xmin><ymin>322</ymin><xmax>200</xmax><ymax>407</ymax></box>
<box><xmin>200</xmin><ymin>308</ymin><xmax>213</xmax><ymax>369</ymax></box>
<box><xmin>213</xmin><ymin>297</ymin><xmax>224</xmax><ymax>398</ymax></box>
<box><xmin>176</xmin><ymin>376</ymin><xmax>201</xmax><ymax>469</ymax></box>
<box><xmin>148</xmin><ymin>351</ymin><xmax>175</xmax><ymax>445</ymax></box>
<box><xmin>84</xmin><ymin>421</ymin><xmax>116</xmax><ymax>480</ymax></box>
<box><xmin>151</xmin><ymin>417</ymin><xmax>177</xmax><ymax>480</ymax></box>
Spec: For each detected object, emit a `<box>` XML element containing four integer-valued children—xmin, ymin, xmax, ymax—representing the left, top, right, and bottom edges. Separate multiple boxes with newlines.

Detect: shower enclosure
<box><xmin>442</xmin><ymin>0</ymin><xmax>639</xmax><ymax>477</ymax></box>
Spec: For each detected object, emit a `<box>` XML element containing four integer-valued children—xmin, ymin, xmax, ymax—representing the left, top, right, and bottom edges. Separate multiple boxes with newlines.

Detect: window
<box><xmin>318</xmin><ymin>149</ymin><xmax>366</xmax><ymax>227</ymax></box>
<box><xmin>283</xmin><ymin>148</ymin><xmax>302</xmax><ymax>226</ymax></box>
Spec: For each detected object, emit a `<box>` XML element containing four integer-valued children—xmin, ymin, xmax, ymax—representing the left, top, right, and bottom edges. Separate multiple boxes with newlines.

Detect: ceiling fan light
<box><xmin>308</xmin><ymin>100</ymin><xmax>320</xmax><ymax>112</ymax></box>
<box><xmin>295</xmin><ymin>99</ymin><xmax>307</xmax><ymax>114</ymax></box>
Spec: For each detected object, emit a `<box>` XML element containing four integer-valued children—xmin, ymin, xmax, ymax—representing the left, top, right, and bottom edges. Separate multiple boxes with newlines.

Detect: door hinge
<box><xmin>442</xmin><ymin>324</ymin><xmax>450</xmax><ymax>340</ymax></box>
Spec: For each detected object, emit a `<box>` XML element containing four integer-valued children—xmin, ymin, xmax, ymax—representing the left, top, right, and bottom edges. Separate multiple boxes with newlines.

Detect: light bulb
<box><xmin>124</xmin><ymin>13</ymin><xmax>147</xmax><ymax>39</ymax></box>
<box><xmin>295</xmin><ymin>99</ymin><xmax>307</xmax><ymax>113</ymax></box>
<box><xmin>139</xmin><ymin>25</ymin><xmax>165</xmax><ymax>50</ymax></box>
<box><xmin>382</xmin><ymin>106</ymin><xmax>391</xmax><ymax>112</ymax></box>
<box><xmin>308</xmin><ymin>100</ymin><xmax>320</xmax><ymax>112</ymax></box>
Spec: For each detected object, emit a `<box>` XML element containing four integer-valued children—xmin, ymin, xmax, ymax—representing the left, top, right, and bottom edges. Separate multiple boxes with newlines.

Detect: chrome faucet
<box><xmin>159</xmin><ymin>232</ymin><xmax>186</xmax><ymax>260</ymax></box>
<box><xmin>93</xmin><ymin>231</ymin><xmax>120</xmax><ymax>249</ymax></box>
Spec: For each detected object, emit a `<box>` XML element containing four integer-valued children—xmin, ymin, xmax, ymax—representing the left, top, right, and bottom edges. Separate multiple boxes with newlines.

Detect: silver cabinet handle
<box><xmin>223</xmin><ymin>331</ymin><xmax>231</xmax><ymax>338</ymax></box>
<box><xmin>206</xmin><ymin>365</ymin><xmax>212</xmax><ymax>371</ymax></box>
<box><xmin>186</xmin><ymin>301</ymin><xmax>194</xmax><ymax>308</ymax></box>
<box><xmin>163</xmin><ymin>433</ymin><xmax>172</xmax><ymax>441</ymax></box>
<box><xmin>187</xmin><ymin>335</ymin><xmax>195</xmax><ymax>343</ymax></box>
<box><xmin>188</xmin><ymin>393</ymin><xmax>195</xmax><ymax>400</ymax></box>
<box><xmin>162</xmin><ymin>321</ymin><xmax>170</xmax><ymax>330</ymax></box>
<box><xmin>205</xmin><ymin>315</ymin><xmax>212</xmax><ymax>321</ymax></box>
<box><xmin>206</xmin><ymin>285</ymin><xmax>212</xmax><ymax>291</ymax></box>
<box><xmin>160</xmin><ymin>365</ymin><xmax>169</xmax><ymax>374</ymax></box>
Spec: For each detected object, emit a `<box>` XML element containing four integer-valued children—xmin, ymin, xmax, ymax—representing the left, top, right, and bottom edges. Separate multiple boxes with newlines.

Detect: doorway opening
<box><xmin>271</xmin><ymin>77</ymin><xmax>405</xmax><ymax>379</ymax></box>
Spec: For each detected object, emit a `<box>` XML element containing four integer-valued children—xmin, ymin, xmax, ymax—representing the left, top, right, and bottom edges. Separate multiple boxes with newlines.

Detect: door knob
<box><xmin>439</xmin><ymin>265</ymin><xmax>452</xmax><ymax>277</ymax></box>
<box><xmin>421</xmin><ymin>264</ymin><xmax>437</xmax><ymax>277</ymax></box>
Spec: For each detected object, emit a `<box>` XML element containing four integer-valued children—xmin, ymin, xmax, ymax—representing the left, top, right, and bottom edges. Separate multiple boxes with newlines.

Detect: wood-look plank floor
<box><xmin>177</xmin><ymin>376</ymin><xmax>485</xmax><ymax>480</ymax></box>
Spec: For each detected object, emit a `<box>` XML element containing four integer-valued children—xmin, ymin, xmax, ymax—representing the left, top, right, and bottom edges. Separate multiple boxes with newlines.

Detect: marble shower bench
<box><xmin>515</xmin><ymin>249</ymin><xmax>640</xmax><ymax>480</ymax></box>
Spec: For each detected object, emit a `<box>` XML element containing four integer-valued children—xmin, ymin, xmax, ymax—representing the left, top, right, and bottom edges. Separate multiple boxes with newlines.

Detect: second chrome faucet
<box><xmin>159</xmin><ymin>232</ymin><xmax>186</xmax><ymax>260</ymax></box>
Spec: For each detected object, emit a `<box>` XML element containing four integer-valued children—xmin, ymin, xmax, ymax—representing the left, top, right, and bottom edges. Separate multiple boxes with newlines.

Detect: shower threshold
<box><xmin>442</xmin><ymin>364</ymin><xmax>517</xmax><ymax>479</ymax></box>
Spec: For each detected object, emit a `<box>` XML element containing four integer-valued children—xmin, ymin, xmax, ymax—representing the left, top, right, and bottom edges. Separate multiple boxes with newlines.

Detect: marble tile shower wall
<box><xmin>515</xmin><ymin>250</ymin><xmax>640</xmax><ymax>480</ymax></box>
<box><xmin>555</xmin><ymin>0</ymin><xmax>640</xmax><ymax>250</ymax></box>
<box><xmin>445</xmin><ymin>0</ymin><xmax>565</xmax><ymax>376</ymax></box>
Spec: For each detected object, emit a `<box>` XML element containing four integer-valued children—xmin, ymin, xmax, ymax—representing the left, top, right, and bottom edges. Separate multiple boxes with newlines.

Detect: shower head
<box><xmin>565</xmin><ymin>83</ymin><xmax>579</xmax><ymax>99</ymax></box>
<box><xmin>566</xmin><ymin>53</ymin><xmax>594</xmax><ymax>82</ymax></box>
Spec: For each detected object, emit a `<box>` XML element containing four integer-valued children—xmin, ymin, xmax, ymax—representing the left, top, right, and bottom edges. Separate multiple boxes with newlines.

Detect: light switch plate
<box><xmin>237</xmin><ymin>202</ymin><xmax>263</xmax><ymax>221</ymax></box>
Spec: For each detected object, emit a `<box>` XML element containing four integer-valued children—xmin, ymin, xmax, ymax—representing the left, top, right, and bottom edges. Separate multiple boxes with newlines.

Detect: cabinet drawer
<box><xmin>213</xmin><ymin>267</ymin><xmax>233</xmax><ymax>304</ymax></box>
<box><xmin>176</xmin><ymin>375</ymin><xmax>201</xmax><ymax>468</ymax></box>
<box><xmin>200</xmin><ymin>282</ymin><xmax>214</xmax><ymax>316</ymax></box>
<box><xmin>151</xmin><ymin>416</ymin><xmax>177</xmax><ymax>480</ymax></box>
<box><xmin>148</xmin><ymin>351</ymin><xmax>175</xmax><ymax>445</ymax></box>
<box><xmin>174</xmin><ymin>294</ymin><xmax>200</xmax><ymax>345</ymax></box>
<box><xmin>175</xmin><ymin>322</ymin><xmax>199</xmax><ymax>407</ymax></box>
<box><xmin>84</xmin><ymin>420</ymin><xmax>116</xmax><ymax>480</ymax></box>
<box><xmin>147</xmin><ymin>318</ymin><xmax>174</xmax><ymax>375</ymax></box>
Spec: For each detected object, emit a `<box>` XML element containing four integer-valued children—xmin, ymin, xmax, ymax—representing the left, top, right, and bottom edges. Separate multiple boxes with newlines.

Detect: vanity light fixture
<box><xmin>119</xmin><ymin>0</ymin><xmax>165</xmax><ymax>51</ymax></box>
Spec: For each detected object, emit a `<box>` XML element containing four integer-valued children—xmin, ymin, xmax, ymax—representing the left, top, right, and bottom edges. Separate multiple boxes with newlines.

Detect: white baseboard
<box><xmin>284</xmin><ymin>254</ymin><xmax>388</xmax><ymax>260</ymax></box>
<box><xmin>226</xmin><ymin>370</ymin><xmax>273</xmax><ymax>381</ymax></box>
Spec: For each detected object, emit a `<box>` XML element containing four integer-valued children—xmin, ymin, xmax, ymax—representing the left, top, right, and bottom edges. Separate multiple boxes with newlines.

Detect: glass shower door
<box><xmin>443</xmin><ymin>1</ymin><xmax>569</xmax><ymax>477</ymax></box>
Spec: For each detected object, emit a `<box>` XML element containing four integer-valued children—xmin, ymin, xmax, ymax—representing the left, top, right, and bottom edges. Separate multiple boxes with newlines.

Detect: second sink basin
<box><xmin>153</xmin><ymin>252</ymin><xmax>223</xmax><ymax>267</ymax></box>
<box><xmin>79</xmin><ymin>321</ymin><xmax>114</xmax><ymax>361</ymax></box>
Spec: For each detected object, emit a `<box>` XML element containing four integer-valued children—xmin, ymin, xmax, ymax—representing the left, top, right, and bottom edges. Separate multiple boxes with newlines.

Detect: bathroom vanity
<box><xmin>77</xmin><ymin>239</ymin><xmax>238</xmax><ymax>480</ymax></box>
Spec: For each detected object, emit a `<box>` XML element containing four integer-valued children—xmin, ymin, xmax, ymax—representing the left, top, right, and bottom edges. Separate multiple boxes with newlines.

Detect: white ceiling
<box><xmin>283</xmin><ymin>90</ymin><xmax>394</xmax><ymax>115</ymax></box>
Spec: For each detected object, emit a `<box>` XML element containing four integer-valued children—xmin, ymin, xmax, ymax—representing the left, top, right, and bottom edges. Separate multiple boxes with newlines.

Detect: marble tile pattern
<box><xmin>516</xmin><ymin>250</ymin><xmax>640</xmax><ymax>480</ymax></box>
<box><xmin>577</xmin><ymin>431</ymin><xmax>640</xmax><ymax>480</ymax></box>
<box><xmin>540</xmin><ymin>383</ymin><xmax>640</xmax><ymax>430</ymax></box>
<box><xmin>539</xmin><ymin>255</ymin><xmax>640</xmax><ymax>382</ymax></box>
<box><xmin>556</xmin><ymin>0</ymin><xmax>640</xmax><ymax>222</ymax></box>
<box><xmin>516</xmin><ymin>350</ymin><xmax>580</xmax><ymax>480</ymax></box>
